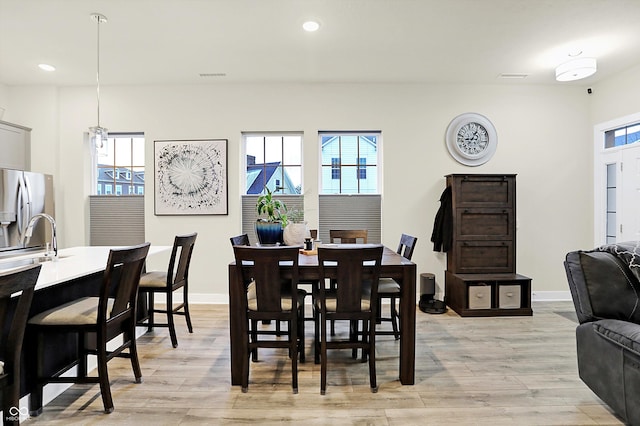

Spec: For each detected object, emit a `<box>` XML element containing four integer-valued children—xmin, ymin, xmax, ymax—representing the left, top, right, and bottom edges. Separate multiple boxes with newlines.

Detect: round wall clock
<box><xmin>445</xmin><ymin>112</ymin><xmax>498</xmax><ymax>166</ymax></box>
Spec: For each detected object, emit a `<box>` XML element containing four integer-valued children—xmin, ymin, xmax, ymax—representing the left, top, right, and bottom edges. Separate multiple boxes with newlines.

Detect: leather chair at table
<box><xmin>232</xmin><ymin>246</ymin><xmax>306</xmax><ymax>393</ymax></box>
<box><xmin>0</xmin><ymin>264</ymin><xmax>41</xmax><ymax>426</ymax></box>
<box><xmin>138</xmin><ymin>233</ymin><xmax>197</xmax><ymax>348</ymax></box>
<box><xmin>377</xmin><ymin>234</ymin><xmax>418</xmax><ymax>340</ymax></box>
<box><xmin>28</xmin><ymin>243</ymin><xmax>150</xmax><ymax>414</ymax></box>
<box><xmin>314</xmin><ymin>244</ymin><xmax>383</xmax><ymax>394</ymax></box>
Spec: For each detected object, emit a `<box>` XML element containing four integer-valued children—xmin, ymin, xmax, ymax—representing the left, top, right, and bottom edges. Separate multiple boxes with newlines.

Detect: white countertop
<box><xmin>0</xmin><ymin>245</ymin><xmax>170</xmax><ymax>290</ymax></box>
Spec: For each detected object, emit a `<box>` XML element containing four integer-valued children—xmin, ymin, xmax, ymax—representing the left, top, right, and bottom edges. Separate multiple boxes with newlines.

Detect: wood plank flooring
<box><xmin>23</xmin><ymin>301</ymin><xmax>624</xmax><ymax>425</ymax></box>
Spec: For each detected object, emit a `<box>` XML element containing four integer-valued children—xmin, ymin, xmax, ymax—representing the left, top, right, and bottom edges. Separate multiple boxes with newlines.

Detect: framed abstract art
<box><xmin>154</xmin><ymin>139</ymin><xmax>228</xmax><ymax>215</ymax></box>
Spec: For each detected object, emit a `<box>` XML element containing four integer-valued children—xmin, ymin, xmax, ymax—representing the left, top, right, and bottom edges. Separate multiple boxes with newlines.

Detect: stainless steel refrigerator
<box><xmin>0</xmin><ymin>168</ymin><xmax>55</xmax><ymax>254</ymax></box>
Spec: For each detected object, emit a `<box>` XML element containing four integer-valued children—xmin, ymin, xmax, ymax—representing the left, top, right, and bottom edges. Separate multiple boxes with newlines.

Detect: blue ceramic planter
<box><xmin>255</xmin><ymin>221</ymin><xmax>284</xmax><ymax>245</ymax></box>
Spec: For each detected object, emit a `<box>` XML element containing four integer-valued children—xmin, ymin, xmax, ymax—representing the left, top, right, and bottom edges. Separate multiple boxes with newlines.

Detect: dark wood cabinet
<box><xmin>444</xmin><ymin>174</ymin><xmax>532</xmax><ymax>316</ymax></box>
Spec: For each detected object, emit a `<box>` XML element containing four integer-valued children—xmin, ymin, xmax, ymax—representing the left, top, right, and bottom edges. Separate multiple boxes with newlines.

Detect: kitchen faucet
<box><xmin>23</xmin><ymin>213</ymin><xmax>58</xmax><ymax>260</ymax></box>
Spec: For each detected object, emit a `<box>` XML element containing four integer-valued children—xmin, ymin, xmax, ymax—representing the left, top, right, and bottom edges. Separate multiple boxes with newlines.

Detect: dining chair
<box><xmin>377</xmin><ymin>234</ymin><xmax>418</xmax><ymax>340</ymax></box>
<box><xmin>314</xmin><ymin>244</ymin><xmax>383</xmax><ymax>394</ymax></box>
<box><xmin>327</xmin><ymin>229</ymin><xmax>369</xmax><ymax>335</ymax></box>
<box><xmin>0</xmin><ymin>264</ymin><xmax>41</xmax><ymax>425</ymax></box>
<box><xmin>230</xmin><ymin>233</ymin><xmax>250</xmax><ymax>246</ymax></box>
<box><xmin>232</xmin><ymin>245</ymin><xmax>306</xmax><ymax>393</ymax></box>
<box><xmin>329</xmin><ymin>229</ymin><xmax>368</xmax><ymax>244</ymax></box>
<box><xmin>138</xmin><ymin>233</ymin><xmax>197</xmax><ymax>348</ymax></box>
<box><xmin>28</xmin><ymin>243</ymin><xmax>150</xmax><ymax>414</ymax></box>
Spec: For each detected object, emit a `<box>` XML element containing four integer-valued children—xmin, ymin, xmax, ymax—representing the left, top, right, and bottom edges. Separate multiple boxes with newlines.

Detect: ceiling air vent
<box><xmin>199</xmin><ymin>73</ymin><xmax>227</xmax><ymax>77</ymax></box>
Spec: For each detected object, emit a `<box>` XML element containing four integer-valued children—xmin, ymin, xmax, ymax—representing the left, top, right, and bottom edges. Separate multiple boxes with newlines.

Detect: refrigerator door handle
<box><xmin>17</xmin><ymin>174</ymin><xmax>31</xmax><ymax>242</ymax></box>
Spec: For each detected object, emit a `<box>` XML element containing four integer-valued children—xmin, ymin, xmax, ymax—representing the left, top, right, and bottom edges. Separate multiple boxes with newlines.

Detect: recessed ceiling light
<box><xmin>302</xmin><ymin>21</ymin><xmax>320</xmax><ymax>32</ymax></box>
<box><xmin>38</xmin><ymin>63</ymin><xmax>56</xmax><ymax>72</ymax></box>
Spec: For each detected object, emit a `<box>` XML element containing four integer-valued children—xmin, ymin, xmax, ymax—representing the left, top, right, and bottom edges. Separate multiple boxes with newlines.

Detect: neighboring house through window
<box><xmin>96</xmin><ymin>132</ymin><xmax>145</xmax><ymax>196</ymax></box>
<box><xmin>319</xmin><ymin>131</ymin><xmax>382</xmax><ymax>244</ymax></box>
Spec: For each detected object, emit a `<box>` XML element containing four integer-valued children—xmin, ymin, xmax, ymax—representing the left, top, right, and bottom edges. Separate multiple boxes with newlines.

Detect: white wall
<box><xmin>6</xmin><ymin>81</ymin><xmax>594</xmax><ymax>301</ymax></box>
<box><xmin>590</xmin><ymin>63</ymin><xmax>640</xmax><ymax>125</ymax></box>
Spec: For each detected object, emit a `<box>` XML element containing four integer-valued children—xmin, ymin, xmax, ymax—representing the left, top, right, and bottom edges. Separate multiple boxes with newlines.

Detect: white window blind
<box><xmin>89</xmin><ymin>195</ymin><xmax>145</xmax><ymax>246</ymax></box>
<box><xmin>318</xmin><ymin>194</ymin><xmax>381</xmax><ymax>244</ymax></box>
<box><xmin>241</xmin><ymin>195</ymin><xmax>304</xmax><ymax>245</ymax></box>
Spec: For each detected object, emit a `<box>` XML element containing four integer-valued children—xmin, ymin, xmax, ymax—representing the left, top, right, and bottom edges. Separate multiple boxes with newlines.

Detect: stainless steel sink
<box><xmin>0</xmin><ymin>254</ymin><xmax>70</xmax><ymax>271</ymax></box>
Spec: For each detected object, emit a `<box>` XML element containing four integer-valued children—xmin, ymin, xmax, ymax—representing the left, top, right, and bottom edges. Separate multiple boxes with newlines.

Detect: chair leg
<box><xmin>314</xmin><ymin>306</ymin><xmax>320</xmax><ymax>364</ymax></box>
<box><xmin>166</xmin><ymin>291</ymin><xmax>178</xmax><ymax>348</ymax></box>
<box><xmin>127</xmin><ymin>323</ymin><xmax>143</xmax><ymax>383</ymax></box>
<box><xmin>368</xmin><ymin>320</ymin><xmax>378</xmax><ymax>393</ymax></box>
<box><xmin>250</xmin><ymin>319</ymin><xmax>259</xmax><ymax>362</ymax></box>
<box><xmin>390</xmin><ymin>296</ymin><xmax>400</xmax><ymax>340</ymax></box>
<box><xmin>147</xmin><ymin>292</ymin><xmax>155</xmax><ymax>332</ymax></box>
<box><xmin>183</xmin><ymin>285</ymin><xmax>193</xmax><ymax>333</ymax></box>
<box><xmin>291</xmin><ymin>315</ymin><xmax>299</xmax><ymax>394</ymax></box>
<box><xmin>242</xmin><ymin>340</ymin><xmax>250</xmax><ymax>393</ymax></box>
<box><xmin>320</xmin><ymin>314</ymin><xmax>327</xmax><ymax>395</ymax></box>
<box><xmin>96</xmin><ymin>334</ymin><xmax>114</xmax><ymax>414</ymax></box>
<box><xmin>28</xmin><ymin>331</ymin><xmax>44</xmax><ymax>417</ymax></box>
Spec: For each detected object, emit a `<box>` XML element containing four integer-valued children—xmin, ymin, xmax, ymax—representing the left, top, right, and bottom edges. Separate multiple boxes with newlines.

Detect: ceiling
<box><xmin>1</xmin><ymin>0</ymin><xmax>639</xmax><ymax>87</ymax></box>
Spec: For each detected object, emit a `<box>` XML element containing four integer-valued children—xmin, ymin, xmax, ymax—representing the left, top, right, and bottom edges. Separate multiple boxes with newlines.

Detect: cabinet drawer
<box><xmin>498</xmin><ymin>284</ymin><xmax>521</xmax><ymax>309</ymax></box>
<box><xmin>455</xmin><ymin>208</ymin><xmax>513</xmax><ymax>240</ymax></box>
<box><xmin>468</xmin><ymin>284</ymin><xmax>492</xmax><ymax>309</ymax></box>
<box><xmin>448</xmin><ymin>241</ymin><xmax>514</xmax><ymax>274</ymax></box>
<box><xmin>449</xmin><ymin>174</ymin><xmax>515</xmax><ymax>207</ymax></box>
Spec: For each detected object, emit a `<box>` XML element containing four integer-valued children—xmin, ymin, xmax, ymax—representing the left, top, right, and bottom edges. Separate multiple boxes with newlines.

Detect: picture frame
<box><xmin>154</xmin><ymin>139</ymin><xmax>228</xmax><ymax>215</ymax></box>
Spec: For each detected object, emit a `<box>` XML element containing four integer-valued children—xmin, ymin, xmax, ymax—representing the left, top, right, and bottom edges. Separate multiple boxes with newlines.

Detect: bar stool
<box><xmin>0</xmin><ymin>264</ymin><xmax>40</xmax><ymax>425</ymax></box>
<box><xmin>138</xmin><ymin>233</ymin><xmax>197</xmax><ymax>348</ymax></box>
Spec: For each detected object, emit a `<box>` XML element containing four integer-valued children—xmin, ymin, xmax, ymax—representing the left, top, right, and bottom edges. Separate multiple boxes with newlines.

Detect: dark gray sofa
<box><xmin>564</xmin><ymin>242</ymin><xmax>640</xmax><ymax>425</ymax></box>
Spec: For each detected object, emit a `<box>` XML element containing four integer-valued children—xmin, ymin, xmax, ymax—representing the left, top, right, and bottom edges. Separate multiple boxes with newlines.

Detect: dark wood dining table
<box><xmin>227</xmin><ymin>244</ymin><xmax>417</xmax><ymax>385</ymax></box>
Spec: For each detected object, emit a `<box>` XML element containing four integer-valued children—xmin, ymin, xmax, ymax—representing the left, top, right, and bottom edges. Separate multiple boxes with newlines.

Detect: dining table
<box><xmin>227</xmin><ymin>244</ymin><xmax>417</xmax><ymax>385</ymax></box>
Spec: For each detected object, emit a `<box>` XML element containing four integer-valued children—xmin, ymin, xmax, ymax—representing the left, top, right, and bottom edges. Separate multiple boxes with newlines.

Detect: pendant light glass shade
<box><xmin>89</xmin><ymin>13</ymin><xmax>108</xmax><ymax>147</ymax></box>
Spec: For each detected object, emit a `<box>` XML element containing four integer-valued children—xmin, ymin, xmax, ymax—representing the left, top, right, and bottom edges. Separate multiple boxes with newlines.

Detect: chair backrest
<box><xmin>310</xmin><ymin>230</ymin><xmax>318</xmax><ymax>240</ymax></box>
<box><xmin>167</xmin><ymin>233</ymin><xmax>198</xmax><ymax>287</ymax></box>
<box><xmin>233</xmin><ymin>246</ymin><xmax>299</xmax><ymax>313</ymax></box>
<box><xmin>230</xmin><ymin>233</ymin><xmax>250</xmax><ymax>246</ymax></box>
<box><xmin>0</xmin><ymin>264</ymin><xmax>41</xmax><ymax>382</ymax></box>
<box><xmin>317</xmin><ymin>245</ymin><xmax>383</xmax><ymax>313</ymax></box>
<box><xmin>329</xmin><ymin>230</ymin><xmax>368</xmax><ymax>244</ymax></box>
<box><xmin>100</xmin><ymin>243</ymin><xmax>150</xmax><ymax>325</ymax></box>
<box><xmin>397</xmin><ymin>234</ymin><xmax>418</xmax><ymax>260</ymax></box>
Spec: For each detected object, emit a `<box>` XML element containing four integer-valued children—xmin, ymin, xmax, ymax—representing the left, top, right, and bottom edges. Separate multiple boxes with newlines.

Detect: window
<box><xmin>605</xmin><ymin>123</ymin><xmax>640</xmax><ymax>148</ymax></box>
<box><xmin>96</xmin><ymin>133</ymin><xmax>145</xmax><ymax>196</ymax></box>
<box><xmin>320</xmin><ymin>132</ymin><xmax>380</xmax><ymax>194</ymax></box>
<box><xmin>243</xmin><ymin>133</ymin><xmax>302</xmax><ymax>195</ymax></box>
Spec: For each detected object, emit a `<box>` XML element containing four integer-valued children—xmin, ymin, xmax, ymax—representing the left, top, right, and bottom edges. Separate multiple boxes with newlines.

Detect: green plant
<box><xmin>256</xmin><ymin>186</ymin><xmax>288</xmax><ymax>227</ymax></box>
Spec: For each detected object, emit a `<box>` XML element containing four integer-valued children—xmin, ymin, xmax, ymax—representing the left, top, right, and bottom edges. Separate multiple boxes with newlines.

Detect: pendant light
<box><xmin>89</xmin><ymin>13</ymin><xmax>108</xmax><ymax>148</ymax></box>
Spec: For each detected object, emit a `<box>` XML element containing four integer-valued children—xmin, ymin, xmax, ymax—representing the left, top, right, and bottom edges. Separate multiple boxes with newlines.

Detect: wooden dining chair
<box><xmin>0</xmin><ymin>264</ymin><xmax>41</xmax><ymax>425</ymax></box>
<box><xmin>28</xmin><ymin>243</ymin><xmax>150</xmax><ymax>414</ymax></box>
<box><xmin>377</xmin><ymin>234</ymin><xmax>418</xmax><ymax>340</ymax></box>
<box><xmin>329</xmin><ymin>229</ymin><xmax>368</xmax><ymax>244</ymax></box>
<box><xmin>230</xmin><ymin>233</ymin><xmax>250</xmax><ymax>246</ymax></box>
<box><xmin>232</xmin><ymin>246</ymin><xmax>306</xmax><ymax>393</ymax></box>
<box><xmin>327</xmin><ymin>229</ymin><xmax>369</xmax><ymax>335</ymax></box>
<box><xmin>314</xmin><ymin>244</ymin><xmax>383</xmax><ymax>394</ymax></box>
<box><xmin>138</xmin><ymin>233</ymin><xmax>197</xmax><ymax>348</ymax></box>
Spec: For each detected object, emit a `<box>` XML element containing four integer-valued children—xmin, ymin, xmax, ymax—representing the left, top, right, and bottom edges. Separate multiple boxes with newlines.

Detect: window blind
<box><xmin>89</xmin><ymin>195</ymin><xmax>145</xmax><ymax>246</ymax></box>
<box><xmin>241</xmin><ymin>195</ymin><xmax>304</xmax><ymax>245</ymax></box>
<box><xmin>318</xmin><ymin>194</ymin><xmax>381</xmax><ymax>244</ymax></box>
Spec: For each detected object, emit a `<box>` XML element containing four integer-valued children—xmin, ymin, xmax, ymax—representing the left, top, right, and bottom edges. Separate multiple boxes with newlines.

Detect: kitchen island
<box><xmin>0</xmin><ymin>245</ymin><xmax>170</xmax><ymax>417</ymax></box>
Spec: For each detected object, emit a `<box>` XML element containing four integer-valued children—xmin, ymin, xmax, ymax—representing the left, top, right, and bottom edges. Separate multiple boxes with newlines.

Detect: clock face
<box><xmin>456</xmin><ymin>122</ymin><xmax>489</xmax><ymax>155</ymax></box>
<box><xmin>445</xmin><ymin>113</ymin><xmax>497</xmax><ymax>166</ymax></box>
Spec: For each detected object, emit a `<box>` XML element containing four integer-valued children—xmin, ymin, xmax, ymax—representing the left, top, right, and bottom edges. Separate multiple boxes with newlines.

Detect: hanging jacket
<box><xmin>431</xmin><ymin>186</ymin><xmax>452</xmax><ymax>252</ymax></box>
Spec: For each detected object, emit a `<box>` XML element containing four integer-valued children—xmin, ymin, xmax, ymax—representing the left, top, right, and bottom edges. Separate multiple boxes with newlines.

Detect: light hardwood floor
<box><xmin>23</xmin><ymin>301</ymin><xmax>623</xmax><ymax>425</ymax></box>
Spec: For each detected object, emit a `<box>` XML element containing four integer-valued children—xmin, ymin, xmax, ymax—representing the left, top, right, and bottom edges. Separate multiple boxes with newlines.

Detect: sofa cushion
<box><xmin>574</xmin><ymin>250</ymin><xmax>640</xmax><ymax>323</ymax></box>
<box><xmin>593</xmin><ymin>319</ymin><xmax>640</xmax><ymax>358</ymax></box>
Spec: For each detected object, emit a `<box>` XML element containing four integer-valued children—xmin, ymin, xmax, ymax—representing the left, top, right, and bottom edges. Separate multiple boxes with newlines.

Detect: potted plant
<box><xmin>255</xmin><ymin>186</ymin><xmax>288</xmax><ymax>245</ymax></box>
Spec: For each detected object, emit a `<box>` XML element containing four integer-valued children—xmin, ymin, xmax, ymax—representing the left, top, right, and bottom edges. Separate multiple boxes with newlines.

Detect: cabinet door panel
<box><xmin>448</xmin><ymin>241</ymin><xmax>514</xmax><ymax>274</ymax></box>
<box><xmin>450</xmin><ymin>175</ymin><xmax>515</xmax><ymax>207</ymax></box>
<box><xmin>456</xmin><ymin>208</ymin><xmax>513</xmax><ymax>240</ymax></box>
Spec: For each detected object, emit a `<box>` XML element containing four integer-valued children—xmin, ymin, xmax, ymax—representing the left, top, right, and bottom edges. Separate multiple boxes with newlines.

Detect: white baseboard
<box><xmin>531</xmin><ymin>291</ymin><xmax>571</xmax><ymax>301</ymax></box>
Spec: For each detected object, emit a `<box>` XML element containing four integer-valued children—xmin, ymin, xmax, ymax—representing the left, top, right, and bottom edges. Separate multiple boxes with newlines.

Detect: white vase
<box><xmin>283</xmin><ymin>222</ymin><xmax>310</xmax><ymax>246</ymax></box>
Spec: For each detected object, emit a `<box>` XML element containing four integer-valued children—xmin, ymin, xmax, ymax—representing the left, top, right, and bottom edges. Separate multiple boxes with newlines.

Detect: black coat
<box><xmin>431</xmin><ymin>186</ymin><xmax>452</xmax><ymax>252</ymax></box>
